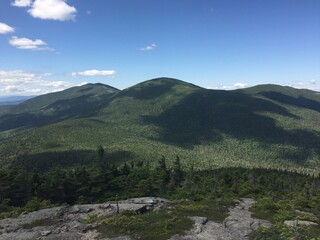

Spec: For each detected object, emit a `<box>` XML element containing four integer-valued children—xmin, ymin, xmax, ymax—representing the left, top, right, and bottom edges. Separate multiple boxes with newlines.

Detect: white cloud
<box><xmin>0</xmin><ymin>22</ymin><xmax>15</xmax><ymax>34</ymax></box>
<box><xmin>0</xmin><ymin>70</ymin><xmax>36</xmax><ymax>85</ymax></box>
<box><xmin>289</xmin><ymin>80</ymin><xmax>320</xmax><ymax>92</ymax></box>
<box><xmin>0</xmin><ymin>69</ymin><xmax>84</xmax><ymax>96</ymax></box>
<box><xmin>209</xmin><ymin>82</ymin><xmax>249</xmax><ymax>90</ymax></box>
<box><xmin>209</xmin><ymin>80</ymin><xmax>320</xmax><ymax>92</ymax></box>
<box><xmin>11</xmin><ymin>0</ymin><xmax>32</xmax><ymax>7</ymax></box>
<box><xmin>140</xmin><ymin>43</ymin><xmax>157</xmax><ymax>51</ymax></box>
<box><xmin>233</xmin><ymin>82</ymin><xmax>248</xmax><ymax>88</ymax></box>
<box><xmin>9</xmin><ymin>36</ymin><xmax>54</xmax><ymax>51</ymax></box>
<box><xmin>27</xmin><ymin>0</ymin><xmax>77</xmax><ymax>21</ymax></box>
<box><xmin>72</xmin><ymin>70</ymin><xmax>116</xmax><ymax>77</ymax></box>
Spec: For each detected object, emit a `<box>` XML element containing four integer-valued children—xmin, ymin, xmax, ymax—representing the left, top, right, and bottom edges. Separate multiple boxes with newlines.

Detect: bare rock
<box><xmin>170</xmin><ymin>198</ymin><xmax>272</xmax><ymax>240</ymax></box>
<box><xmin>0</xmin><ymin>231</ymin><xmax>40</xmax><ymax>240</ymax></box>
<box><xmin>41</xmin><ymin>230</ymin><xmax>52</xmax><ymax>236</ymax></box>
<box><xmin>0</xmin><ymin>197</ymin><xmax>273</xmax><ymax>240</ymax></box>
<box><xmin>284</xmin><ymin>220</ymin><xmax>318</xmax><ymax>227</ymax></box>
<box><xmin>19</xmin><ymin>212</ymin><xmax>28</xmax><ymax>216</ymax></box>
<box><xmin>0</xmin><ymin>197</ymin><xmax>172</xmax><ymax>240</ymax></box>
<box><xmin>68</xmin><ymin>206</ymin><xmax>80</xmax><ymax>214</ymax></box>
<box><xmin>294</xmin><ymin>210</ymin><xmax>316</xmax><ymax>218</ymax></box>
<box><xmin>250</xmin><ymin>219</ymin><xmax>273</xmax><ymax>230</ymax></box>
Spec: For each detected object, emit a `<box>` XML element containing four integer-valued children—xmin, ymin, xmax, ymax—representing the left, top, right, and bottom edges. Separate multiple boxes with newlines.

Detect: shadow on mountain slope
<box><xmin>259</xmin><ymin>91</ymin><xmax>320</xmax><ymax>112</ymax></box>
<box><xmin>0</xmin><ymin>92</ymin><xmax>114</xmax><ymax>131</ymax></box>
<box><xmin>144</xmin><ymin>89</ymin><xmax>320</xmax><ymax>163</ymax></box>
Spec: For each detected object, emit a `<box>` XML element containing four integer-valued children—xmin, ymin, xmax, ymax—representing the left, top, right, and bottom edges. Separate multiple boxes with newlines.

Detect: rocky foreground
<box><xmin>0</xmin><ymin>197</ymin><xmax>271</xmax><ymax>240</ymax></box>
<box><xmin>170</xmin><ymin>198</ymin><xmax>271</xmax><ymax>240</ymax></box>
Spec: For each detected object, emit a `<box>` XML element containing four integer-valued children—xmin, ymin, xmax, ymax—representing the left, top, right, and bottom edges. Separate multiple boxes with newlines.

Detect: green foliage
<box><xmin>250</xmin><ymin>224</ymin><xmax>320</xmax><ymax>240</ymax></box>
<box><xmin>97</xmin><ymin>145</ymin><xmax>105</xmax><ymax>163</ymax></box>
<box><xmin>251</xmin><ymin>197</ymin><xmax>279</xmax><ymax>221</ymax></box>
<box><xmin>0</xmin><ymin>198</ymin><xmax>56</xmax><ymax>220</ymax></box>
<box><xmin>23</xmin><ymin>218</ymin><xmax>57</xmax><ymax>229</ymax></box>
<box><xmin>249</xmin><ymin>226</ymin><xmax>282</xmax><ymax>240</ymax></box>
<box><xmin>82</xmin><ymin>213</ymin><xmax>100</xmax><ymax>224</ymax></box>
<box><xmin>251</xmin><ymin>190</ymin><xmax>320</xmax><ymax>239</ymax></box>
<box><xmin>24</xmin><ymin>197</ymin><xmax>55</xmax><ymax>212</ymax></box>
<box><xmin>122</xmin><ymin>209</ymin><xmax>138</xmax><ymax>216</ymax></box>
<box><xmin>174</xmin><ymin>199</ymin><xmax>230</xmax><ymax>223</ymax></box>
<box><xmin>97</xmin><ymin>210</ymin><xmax>193</xmax><ymax>240</ymax></box>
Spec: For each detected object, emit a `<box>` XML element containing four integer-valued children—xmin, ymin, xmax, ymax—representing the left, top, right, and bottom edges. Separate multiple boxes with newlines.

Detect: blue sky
<box><xmin>0</xmin><ymin>0</ymin><xmax>319</xmax><ymax>96</ymax></box>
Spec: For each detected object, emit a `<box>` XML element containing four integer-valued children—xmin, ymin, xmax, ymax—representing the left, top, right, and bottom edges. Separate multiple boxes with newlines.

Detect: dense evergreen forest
<box><xmin>1</xmin><ymin>152</ymin><xmax>320</xmax><ymax>239</ymax></box>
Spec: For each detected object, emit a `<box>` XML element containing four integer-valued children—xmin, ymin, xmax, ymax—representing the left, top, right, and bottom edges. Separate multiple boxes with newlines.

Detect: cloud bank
<box><xmin>0</xmin><ymin>70</ymin><xmax>83</xmax><ymax>96</ymax></box>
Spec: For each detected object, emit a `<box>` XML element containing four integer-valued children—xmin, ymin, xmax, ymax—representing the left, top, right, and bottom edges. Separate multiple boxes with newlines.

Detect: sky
<box><xmin>0</xmin><ymin>0</ymin><xmax>320</xmax><ymax>96</ymax></box>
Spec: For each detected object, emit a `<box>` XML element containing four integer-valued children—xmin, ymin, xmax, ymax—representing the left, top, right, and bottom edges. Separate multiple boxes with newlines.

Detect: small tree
<box><xmin>173</xmin><ymin>155</ymin><xmax>182</xmax><ymax>184</ymax></box>
<box><xmin>97</xmin><ymin>145</ymin><xmax>105</xmax><ymax>164</ymax></box>
<box><xmin>155</xmin><ymin>156</ymin><xmax>169</xmax><ymax>194</ymax></box>
<box><xmin>158</xmin><ymin>155</ymin><xmax>167</xmax><ymax>172</ymax></box>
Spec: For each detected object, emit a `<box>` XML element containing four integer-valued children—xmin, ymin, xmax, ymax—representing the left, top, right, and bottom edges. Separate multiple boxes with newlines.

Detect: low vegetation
<box><xmin>96</xmin><ymin>210</ymin><xmax>194</xmax><ymax>240</ymax></box>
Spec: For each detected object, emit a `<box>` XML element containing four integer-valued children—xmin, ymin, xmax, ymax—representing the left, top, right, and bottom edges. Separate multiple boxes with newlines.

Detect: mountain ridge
<box><xmin>0</xmin><ymin>83</ymin><xmax>119</xmax><ymax>132</ymax></box>
<box><xmin>0</xmin><ymin>78</ymin><xmax>319</xmax><ymax>175</ymax></box>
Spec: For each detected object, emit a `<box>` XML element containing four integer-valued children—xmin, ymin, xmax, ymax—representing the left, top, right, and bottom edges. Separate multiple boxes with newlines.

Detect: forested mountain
<box><xmin>0</xmin><ymin>83</ymin><xmax>119</xmax><ymax>131</ymax></box>
<box><xmin>0</xmin><ymin>78</ymin><xmax>319</xmax><ymax>175</ymax></box>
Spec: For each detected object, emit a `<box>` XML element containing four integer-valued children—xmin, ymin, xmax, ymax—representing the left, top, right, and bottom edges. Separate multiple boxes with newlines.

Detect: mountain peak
<box><xmin>117</xmin><ymin>77</ymin><xmax>201</xmax><ymax>100</ymax></box>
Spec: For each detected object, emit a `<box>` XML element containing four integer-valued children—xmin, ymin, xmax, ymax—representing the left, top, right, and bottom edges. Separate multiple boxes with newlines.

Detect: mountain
<box><xmin>0</xmin><ymin>96</ymin><xmax>35</xmax><ymax>115</ymax></box>
<box><xmin>0</xmin><ymin>83</ymin><xmax>119</xmax><ymax>131</ymax></box>
<box><xmin>0</xmin><ymin>78</ymin><xmax>319</xmax><ymax>175</ymax></box>
<box><xmin>241</xmin><ymin>84</ymin><xmax>320</xmax><ymax>112</ymax></box>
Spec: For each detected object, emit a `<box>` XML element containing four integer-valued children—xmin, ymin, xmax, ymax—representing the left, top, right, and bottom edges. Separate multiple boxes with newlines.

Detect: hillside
<box><xmin>0</xmin><ymin>83</ymin><xmax>119</xmax><ymax>132</ymax></box>
<box><xmin>242</xmin><ymin>84</ymin><xmax>320</xmax><ymax>111</ymax></box>
<box><xmin>0</xmin><ymin>78</ymin><xmax>319</xmax><ymax>175</ymax></box>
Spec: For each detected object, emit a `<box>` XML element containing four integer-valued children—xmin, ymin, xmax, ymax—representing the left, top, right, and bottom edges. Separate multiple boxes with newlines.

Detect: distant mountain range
<box><xmin>0</xmin><ymin>78</ymin><xmax>319</xmax><ymax>175</ymax></box>
<box><xmin>0</xmin><ymin>95</ymin><xmax>35</xmax><ymax>106</ymax></box>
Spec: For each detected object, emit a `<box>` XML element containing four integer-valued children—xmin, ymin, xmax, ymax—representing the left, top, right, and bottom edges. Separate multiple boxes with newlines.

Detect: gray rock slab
<box><xmin>284</xmin><ymin>220</ymin><xmax>318</xmax><ymax>227</ymax></box>
<box><xmin>0</xmin><ymin>197</ymin><xmax>171</xmax><ymax>240</ymax></box>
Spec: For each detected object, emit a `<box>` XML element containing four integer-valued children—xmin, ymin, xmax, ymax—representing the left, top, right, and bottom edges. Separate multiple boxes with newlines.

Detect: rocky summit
<box><xmin>0</xmin><ymin>197</ymin><xmax>272</xmax><ymax>240</ymax></box>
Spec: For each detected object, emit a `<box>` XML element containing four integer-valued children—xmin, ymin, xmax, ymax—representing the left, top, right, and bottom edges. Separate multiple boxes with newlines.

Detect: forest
<box><xmin>0</xmin><ymin>152</ymin><xmax>319</xmax><ymax>239</ymax></box>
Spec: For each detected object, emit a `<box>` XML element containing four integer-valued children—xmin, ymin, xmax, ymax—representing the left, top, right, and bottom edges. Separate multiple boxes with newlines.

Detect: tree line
<box><xmin>0</xmin><ymin>155</ymin><xmax>319</xmax><ymax>208</ymax></box>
